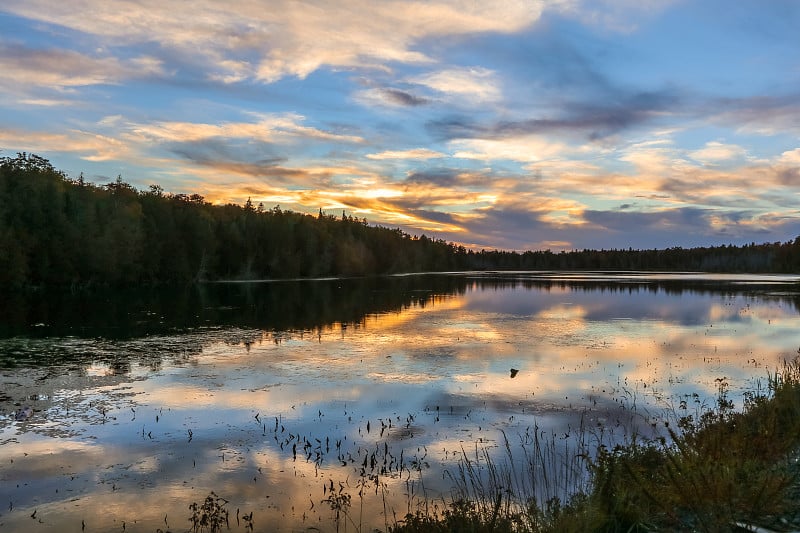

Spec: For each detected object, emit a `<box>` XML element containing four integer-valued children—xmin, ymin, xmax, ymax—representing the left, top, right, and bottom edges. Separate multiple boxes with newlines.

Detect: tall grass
<box><xmin>391</xmin><ymin>358</ymin><xmax>800</xmax><ymax>532</ymax></box>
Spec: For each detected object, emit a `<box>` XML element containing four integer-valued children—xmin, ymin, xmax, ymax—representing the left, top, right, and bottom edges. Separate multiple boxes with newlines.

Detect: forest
<box><xmin>0</xmin><ymin>152</ymin><xmax>798</xmax><ymax>288</ymax></box>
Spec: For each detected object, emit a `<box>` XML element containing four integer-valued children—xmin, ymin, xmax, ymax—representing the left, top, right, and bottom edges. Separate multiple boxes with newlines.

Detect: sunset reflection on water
<box><xmin>1</xmin><ymin>273</ymin><xmax>799</xmax><ymax>531</ymax></box>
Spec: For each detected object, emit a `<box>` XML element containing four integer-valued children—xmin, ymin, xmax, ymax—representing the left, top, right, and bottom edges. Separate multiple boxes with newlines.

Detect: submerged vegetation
<box><xmin>391</xmin><ymin>359</ymin><xmax>800</xmax><ymax>532</ymax></box>
<box><xmin>1</xmin><ymin>152</ymin><xmax>799</xmax><ymax>289</ymax></box>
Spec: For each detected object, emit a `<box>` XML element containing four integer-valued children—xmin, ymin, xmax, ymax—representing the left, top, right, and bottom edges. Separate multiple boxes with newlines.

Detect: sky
<box><xmin>1</xmin><ymin>0</ymin><xmax>799</xmax><ymax>251</ymax></box>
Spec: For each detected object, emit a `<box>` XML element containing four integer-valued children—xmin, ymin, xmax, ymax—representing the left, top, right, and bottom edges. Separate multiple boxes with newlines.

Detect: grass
<box><xmin>390</xmin><ymin>358</ymin><xmax>800</xmax><ymax>533</ymax></box>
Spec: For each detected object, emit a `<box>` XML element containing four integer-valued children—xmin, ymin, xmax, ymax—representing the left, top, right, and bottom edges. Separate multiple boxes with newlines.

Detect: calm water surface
<box><xmin>1</xmin><ymin>272</ymin><xmax>799</xmax><ymax>532</ymax></box>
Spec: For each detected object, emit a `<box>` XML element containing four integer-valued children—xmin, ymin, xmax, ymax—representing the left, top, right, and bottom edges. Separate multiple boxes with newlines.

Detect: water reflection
<box><xmin>1</xmin><ymin>273</ymin><xmax>799</xmax><ymax>532</ymax></box>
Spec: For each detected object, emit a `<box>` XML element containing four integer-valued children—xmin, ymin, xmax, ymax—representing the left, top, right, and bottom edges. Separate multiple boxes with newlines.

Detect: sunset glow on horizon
<box><xmin>1</xmin><ymin>1</ymin><xmax>798</xmax><ymax>251</ymax></box>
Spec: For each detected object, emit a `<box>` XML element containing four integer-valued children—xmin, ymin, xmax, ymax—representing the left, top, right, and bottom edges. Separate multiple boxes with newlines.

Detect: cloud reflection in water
<box><xmin>1</xmin><ymin>273</ymin><xmax>799</xmax><ymax>531</ymax></box>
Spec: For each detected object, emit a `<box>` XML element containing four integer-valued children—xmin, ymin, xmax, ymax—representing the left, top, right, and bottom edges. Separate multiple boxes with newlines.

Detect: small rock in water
<box><xmin>15</xmin><ymin>406</ymin><xmax>33</xmax><ymax>421</ymax></box>
<box><xmin>509</xmin><ymin>368</ymin><xmax>519</xmax><ymax>378</ymax></box>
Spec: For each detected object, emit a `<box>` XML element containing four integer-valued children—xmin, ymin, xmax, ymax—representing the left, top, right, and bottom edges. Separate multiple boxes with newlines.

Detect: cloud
<box><xmin>440</xmin><ymin>203</ymin><xmax>579</xmax><ymax>250</ymax></box>
<box><xmin>3</xmin><ymin>0</ymin><xmax>799</xmax><ymax>252</ymax></box>
<box><xmin>613</xmin><ymin>140</ymin><xmax>799</xmax><ymax>210</ymax></box>
<box><xmin>0</xmin><ymin>127</ymin><xmax>130</xmax><ymax>161</ymax></box>
<box><xmin>450</xmin><ymin>203</ymin><xmax>799</xmax><ymax>252</ymax></box>
<box><xmin>173</xmin><ymin>154</ymin><xmax>310</xmax><ymax>184</ymax></box>
<box><xmin>366</xmin><ymin>148</ymin><xmax>444</xmax><ymax>160</ymax></box>
<box><xmin>584</xmin><ymin>207</ymin><xmax>711</xmax><ymax>233</ymax></box>
<box><xmin>450</xmin><ymin>136</ymin><xmax>568</xmax><ymax>163</ymax></box>
<box><xmin>689</xmin><ymin>141</ymin><xmax>747</xmax><ymax>165</ymax></box>
<box><xmin>709</xmin><ymin>94</ymin><xmax>800</xmax><ymax>136</ymax></box>
<box><xmin>381</xmin><ymin>88</ymin><xmax>431</xmax><ymax>106</ymax></box>
<box><xmin>15</xmin><ymin>97</ymin><xmax>77</xmax><ymax>107</ymax></box>
<box><xmin>561</xmin><ymin>0</ymin><xmax>680</xmax><ymax>33</ymax></box>
<box><xmin>582</xmin><ymin>207</ymin><xmax>800</xmax><ymax>244</ymax></box>
<box><xmin>409</xmin><ymin>67</ymin><xmax>501</xmax><ymax>102</ymax></box>
<box><xmin>779</xmin><ymin>148</ymin><xmax>800</xmax><ymax>165</ymax></box>
<box><xmin>354</xmin><ymin>88</ymin><xmax>431</xmax><ymax>108</ymax></box>
<box><xmin>404</xmin><ymin>169</ymin><xmax>464</xmax><ymax>187</ymax></box>
<box><xmin>0</xmin><ymin>43</ymin><xmax>164</xmax><ymax>94</ymax></box>
<box><xmin>3</xmin><ymin>0</ymin><xmax>551</xmax><ymax>85</ymax></box>
<box><xmin>428</xmin><ymin>89</ymin><xmax>680</xmax><ymax>142</ymax></box>
<box><xmin>127</xmin><ymin>114</ymin><xmax>364</xmax><ymax>145</ymax></box>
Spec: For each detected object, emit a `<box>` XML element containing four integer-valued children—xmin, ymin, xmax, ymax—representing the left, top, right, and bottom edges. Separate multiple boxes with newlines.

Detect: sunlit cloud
<box><xmin>3</xmin><ymin>0</ymin><xmax>551</xmax><ymax>85</ymax></box>
<box><xmin>207</xmin><ymin>59</ymin><xmax>253</xmax><ymax>84</ymax></box>
<box><xmin>409</xmin><ymin>67</ymin><xmax>501</xmax><ymax>102</ymax></box>
<box><xmin>0</xmin><ymin>128</ymin><xmax>130</xmax><ymax>162</ymax></box>
<box><xmin>778</xmin><ymin>148</ymin><xmax>800</xmax><ymax>165</ymax></box>
<box><xmin>366</xmin><ymin>148</ymin><xmax>445</xmax><ymax>160</ymax></box>
<box><xmin>450</xmin><ymin>136</ymin><xmax>568</xmax><ymax>162</ymax></box>
<box><xmin>127</xmin><ymin>113</ymin><xmax>363</xmax><ymax>145</ymax></box>
<box><xmin>689</xmin><ymin>141</ymin><xmax>748</xmax><ymax>165</ymax></box>
<box><xmin>0</xmin><ymin>44</ymin><xmax>164</xmax><ymax>91</ymax></box>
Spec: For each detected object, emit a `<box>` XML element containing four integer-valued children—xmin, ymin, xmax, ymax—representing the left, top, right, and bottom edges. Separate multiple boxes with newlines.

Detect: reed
<box><xmin>390</xmin><ymin>357</ymin><xmax>800</xmax><ymax>532</ymax></box>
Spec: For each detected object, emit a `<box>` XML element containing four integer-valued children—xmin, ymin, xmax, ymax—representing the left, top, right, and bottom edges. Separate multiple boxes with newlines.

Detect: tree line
<box><xmin>0</xmin><ymin>153</ymin><xmax>797</xmax><ymax>288</ymax></box>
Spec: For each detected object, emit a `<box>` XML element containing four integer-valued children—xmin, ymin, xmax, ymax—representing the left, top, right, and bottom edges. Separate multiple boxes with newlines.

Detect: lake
<box><xmin>1</xmin><ymin>272</ymin><xmax>799</xmax><ymax>532</ymax></box>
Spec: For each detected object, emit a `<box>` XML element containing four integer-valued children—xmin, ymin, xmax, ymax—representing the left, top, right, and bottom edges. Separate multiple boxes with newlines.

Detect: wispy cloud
<box><xmin>127</xmin><ymin>114</ymin><xmax>364</xmax><ymax>145</ymax></box>
<box><xmin>353</xmin><ymin>87</ymin><xmax>431</xmax><ymax>108</ymax></box>
<box><xmin>366</xmin><ymin>148</ymin><xmax>444</xmax><ymax>160</ymax></box>
<box><xmin>561</xmin><ymin>0</ymin><xmax>679</xmax><ymax>33</ymax></box>
<box><xmin>0</xmin><ymin>43</ymin><xmax>164</xmax><ymax>97</ymax></box>
<box><xmin>409</xmin><ymin>67</ymin><xmax>501</xmax><ymax>103</ymax></box>
<box><xmin>428</xmin><ymin>89</ymin><xmax>680</xmax><ymax>142</ymax></box>
<box><xmin>0</xmin><ymin>127</ymin><xmax>130</xmax><ymax>161</ymax></box>
<box><xmin>450</xmin><ymin>136</ymin><xmax>569</xmax><ymax>163</ymax></box>
<box><xmin>709</xmin><ymin>94</ymin><xmax>800</xmax><ymax>136</ymax></box>
<box><xmin>3</xmin><ymin>1</ymin><xmax>550</xmax><ymax>85</ymax></box>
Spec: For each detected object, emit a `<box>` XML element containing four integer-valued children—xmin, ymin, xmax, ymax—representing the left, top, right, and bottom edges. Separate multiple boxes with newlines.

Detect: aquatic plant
<box><xmin>188</xmin><ymin>492</ymin><xmax>229</xmax><ymax>533</ymax></box>
<box><xmin>323</xmin><ymin>481</ymin><xmax>355</xmax><ymax>533</ymax></box>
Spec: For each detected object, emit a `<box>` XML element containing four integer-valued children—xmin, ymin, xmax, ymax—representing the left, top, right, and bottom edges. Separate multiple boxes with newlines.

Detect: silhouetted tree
<box><xmin>1</xmin><ymin>153</ymin><xmax>798</xmax><ymax>289</ymax></box>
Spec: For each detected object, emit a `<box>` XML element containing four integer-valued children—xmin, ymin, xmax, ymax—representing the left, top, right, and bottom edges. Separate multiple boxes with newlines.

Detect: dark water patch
<box><xmin>0</xmin><ymin>275</ymin><xmax>470</xmax><ymax>341</ymax></box>
<box><xmin>2</xmin><ymin>273</ymin><xmax>799</xmax><ymax>342</ymax></box>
